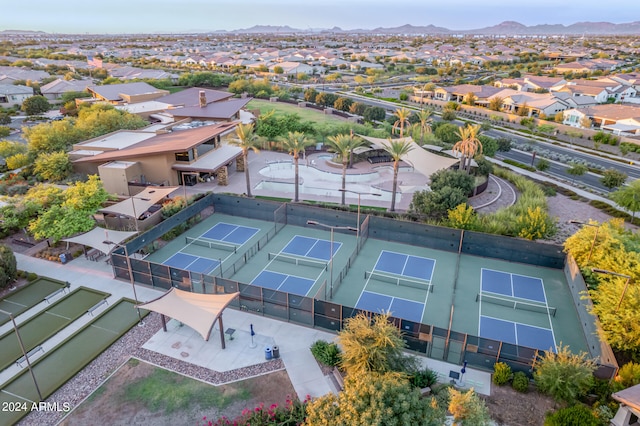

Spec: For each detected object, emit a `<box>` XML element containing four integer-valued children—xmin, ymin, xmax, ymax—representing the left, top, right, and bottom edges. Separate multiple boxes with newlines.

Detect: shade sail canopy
<box><xmin>99</xmin><ymin>186</ymin><xmax>177</xmax><ymax>218</ymax></box>
<box><xmin>357</xmin><ymin>135</ymin><xmax>459</xmax><ymax>178</ymax></box>
<box><xmin>63</xmin><ymin>226</ymin><xmax>137</xmax><ymax>254</ymax></box>
<box><xmin>137</xmin><ymin>288</ymin><xmax>240</xmax><ymax>341</ymax></box>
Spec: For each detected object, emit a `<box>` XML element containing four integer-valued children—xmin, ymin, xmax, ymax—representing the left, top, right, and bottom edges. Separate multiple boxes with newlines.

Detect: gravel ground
<box><xmin>20</xmin><ymin>313</ymin><xmax>284</xmax><ymax>426</ymax></box>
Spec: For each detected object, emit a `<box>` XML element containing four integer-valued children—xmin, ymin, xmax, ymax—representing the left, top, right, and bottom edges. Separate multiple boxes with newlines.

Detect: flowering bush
<box><xmin>201</xmin><ymin>395</ymin><xmax>310</xmax><ymax>426</ymax></box>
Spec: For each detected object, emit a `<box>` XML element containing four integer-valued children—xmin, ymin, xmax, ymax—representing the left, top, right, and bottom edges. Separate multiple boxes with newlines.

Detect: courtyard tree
<box><xmin>566</xmin><ymin>162</ymin><xmax>587</xmax><ymax>184</ymax></box>
<box><xmin>610</xmin><ymin>180</ymin><xmax>640</xmax><ymax>222</ymax></box>
<box><xmin>0</xmin><ymin>244</ymin><xmax>17</xmax><ymax>289</ymax></box>
<box><xmin>33</xmin><ymin>151</ymin><xmax>72</xmax><ymax>182</ymax></box>
<box><xmin>21</xmin><ymin>95</ymin><xmax>50</xmax><ymax>116</ymax></box>
<box><xmin>453</xmin><ymin>124</ymin><xmax>483</xmax><ymax>173</ymax></box>
<box><xmin>304</xmin><ymin>371</ymin><xmax>445</xmax><ymax>426</ymax></box>
<box><xmin>279</xmin><ymin>131</ymin><xmax>314</xmax><ymax>202</ymax></box>
<box><xmin>326</xmin><ymin>133</ymin><xmax>368</xmax><ymax>205</ymax></box>
<box><xmin>413</xmin><ymin>108</ymin><xmax>434</xmax><ymax>143</ymax></box>
<box><xmin>230</xmin><ymin>123</ymin><xmax>261</xmax><ymax>197</ymax></box>
<box><xmin>392</xmin><ymin>107</ymin><xmax>412</xmax><ymax>137</ymax></box>
<box><xmin>533</xmin><ymin>344</ymin><xmax>596</xmax><ymax>403</ymax></box>
<box><xmin>382</xmin><ymin>138</ymin><xmax>414</xmax><ymax>212</ymax></box>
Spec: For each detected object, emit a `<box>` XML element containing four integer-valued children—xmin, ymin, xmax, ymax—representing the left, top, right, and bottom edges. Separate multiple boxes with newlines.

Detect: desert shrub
<box><xmin>410</xmin><ymin>367</ymin><xmax>438</xmax><ymax>389</ymax></box>
<box><xmin>616</xmin><ymin>362</ymin><xmax>640</xmax><ymax>388</ymax></box>
<box><xmin>544</xmin><ymin>404</ymin><xmax>600</xmax><ymax>426</ymax></box>
<box><xmin>534</xmin><ymin>344</ymin><xmax>596</xmax><ymax>403</ymax></box>
<box><xmin>310</xmin><ymin>340</ymin><xmax>341</xmax><ymax>367</ymax></box>
<box><xmin>512</xmin><ymin>372</ymin><xmax>529</xmax><ymax>393</ymax></box>
<box><xmin>492</xmin><ymin>362</ymin><xmax>512</xmax><ymax>385</ymax></box>
<box><xmin>26</xmin><ymin>272</ymin><xmax>38</xmax><ymax>281</ymax></box>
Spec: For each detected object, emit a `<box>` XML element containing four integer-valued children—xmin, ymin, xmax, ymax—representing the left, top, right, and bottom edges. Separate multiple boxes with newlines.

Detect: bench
<box><xmin>16</xmin><ymin>346</ymin><xmax>44</xmax><ymax>367</ymax></box>
<box><xmin>44</xmin><ymin>286</ymin><xmax>68</xmax><ymax>304</ymax></box>
<box><xmin>332</xmin><ymin>367</ymin><xmax>345</xmax><ymax>391</ymax></box>
<box><xmin>12</xmin><ymin>238</ymin><xmax>35</xmax><ymax>247</ymax></box>
<box><xmin>86</xmin><ymin>249</ymin><xmax>105</xmax><ymax>261</ymax></box>
<box><xmin>87</xmin><ymin>299</ymin><xmax>108</xmax><ymax>316</ymax></box>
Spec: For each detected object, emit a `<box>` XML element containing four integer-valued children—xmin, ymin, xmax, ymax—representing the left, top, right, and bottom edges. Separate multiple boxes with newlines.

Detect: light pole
<box><xmin>591</xmin><ymin>268</ymin><xmax>632</xmax><ymax>312</ymax></box>
<box><xmin>306</xmin><ymin>220</ymin><xmax>357</xmax><ymax>299</ymax></box>
<box><xmin>181</xmin><ymin>171</ymin><xmax>200</xmax><ymax>205</ymax></box>
<box><xmin>130</xmin><ymin>196</ymin><xmax>151</xmax><ymax>234</ymax></box>
<box><xmin>569</xmin><ymin>220</ymin><xmax>600</xmax><ymax>263</ymax></box>
<box><xmin>337</xmin><ymin>189</ymin><xmax>381</xmax><ymax>252</ymax></box>
<box><xmin>0</xmin><ymin>309</ymin><xmax>43</xmax><ymax>401</ymax></box>
<box><xmin>104</xmin><ymin>240</ymin><xmax>145</xmax><ymax>326</ymax></box>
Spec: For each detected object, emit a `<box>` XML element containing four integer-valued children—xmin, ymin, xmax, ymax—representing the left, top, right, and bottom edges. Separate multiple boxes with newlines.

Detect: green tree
<box><xmin>434</xmin><ymin>123</ymin><xmax>460</xmax><ymax>145</ymax></box>
<box><xmin>478</xmin><ymin>135</ymin><xmax>498</xmax><ymax>157</ymax></box>
<box><xmin>453</xmin><ymin>124</ymin><xmax>483</xmax><ymax>173</ymax></box>
<box><xmin>333</xmin><ymin>97</ymin><xmax>352</xmax><ymax>112</ymax></box>
<box><xmin>566</xmin><ymin>162</ymin><xmax>587</xmax><ymax>184</ymax></box>
<box><xmin>441</xmin><ymin>107</ymin><xmax>457</xmax><ymax>121</ymax></box>
<box><xmin>230</xmin><ymin>123</ymin><xmax>261</xmax><ymax>197</ymax></box>
<box><xmin>338</xmin><ymin>312</ymin><xmax>408</xmax><ymax>374</ymax></box>
<box><xmin>279</xmin><ymin>131</ymin><xmax>314</xmax><ymax>202</ymax></box>
<box><xmin>349</xmin><ymin>102</ymin><xmax>367</xmax><ymax>116</ymax></box>
<box><xmin>0</xmin><ymin>126</ymin><xmax>10</xmax><ymax>138</ymax></box>
<box><xmin>0</xmin><ymin>244</ymin><xmax>17</xmax><ymax>289</ymax></box>
<box><xmin>303</xmin><ymin>87</ymin><xmax>318</xmax><ymax>103</ymax></box>
<box><xmin>0</xmin><ymin>113</ymin><xmax>10</xmax><ymax>125</ymax></box>
<box><xmin>305</xmin><ymin>372</ymin><xmax>445</xmax><ymax>426</ymax></box>
<box><xmin>414</xmin><ymin>108</ymin><xmax>434</xmax><ymax>143</ymax></box>
<box><xmin>410</xmin><ymin>186</ymin><xmax>468</xmax><ymax>219</ymax></box>
<box><xmin>5</xmin><ymin>153</ymin><xmax>29</xmax><ymax>170</ymax></box>
<box><xmin>448</xmin><ymin>387</ymin><xmax>491</xmax><ymax>426</ymax></box>
<box><xmin>464</xmin><ymin>91</ymin><xmax>477</xmax><ymax>106</ymax></box>
<box><xmin>430</xmin><ymin>169</ymin><xmax>475</xmax><ymax>194</ymax></box>
<box><xmin>392</xmin><ymin>107</ymin><xmax>412</xmax><ymax>138</ymax></box>
<box><xmin>326</xmin><ymin>133</ymin><xmax>368</xmax><ymax>205</ymax></box>
<box><xmin>33</xmin><ymin>151</ymin><xmax>72</xmax><ymax>181</ymax></box>
<box><xmin>488</xmin><ymin>96</ymin><xmax>504</xmax><ymax>111</ymax></box>
<box><xmin>24</xmin><ymin>119</ymin><xmax>78</xmax><ymax>154</ymax></box>
<box><xmin>533</xmin><ymin>344</ymin><xmax>596</xmax><ymax>403</ymax></box>
<box><xmin>611</xmin><ymin>180</ymin><xmax>640</xmax><ymax>222</ymax></box>
<box><xmin>516</xmin><ymin>206</ymin><xmax>553</xmax><ymax>240</ymax></box>
<box><xmin>21</xmin><ymin>95</ymin><xmax>50</xmax><ymax>115</ymax></box>
<box><xmin>382</xmin><ymin>138</ymin><xmax>414</xmax><ymax>212</ymax></box>
<box><xmin>601</xmin><ymin>168</ymin><xmax>628</xmax><ymax>191</ymax></box>
<box><xmin>536</xmin><ymin>158</ymin><xmax>550</xmax><ymax>171</ymax></box>
<box><xmin>60</xmin><ymin>90</ymin><xmax>91</xmax><ymax>104</ymax></box>
<box><xmin>363</xmin><ymin>106</ymin><xmax>386</xmax><ymax>122</ymax></box>
<box><xmin>273</xmin><ymin>65</ymin><xmax>284</xmax><ymax>74</ymax></box>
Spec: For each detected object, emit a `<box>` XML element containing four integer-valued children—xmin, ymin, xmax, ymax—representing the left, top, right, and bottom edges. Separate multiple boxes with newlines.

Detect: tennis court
<box><xmin>162</xmin><ymin>222</ymin><xmax>260</xmax><ymax>275</ymax></box>
<box><xmin>354</xmin><ymin>250</ymin><xmax>436</xmax><ymax>323</ymax></box>
<box><xmin>0</xmin><ymin>287</ymin><xmax>110</xmax><ymax>371</ymax></box>
<box><xmin>0</xmin><ymin>300</ymin><xmax>145</xmax><ymax>426</ymax></box>
<box><xmin>251</xmin><ymin>235</ymin><xmax>338</xmax><ymax>296</ymax></box>
<box><xmin>479</xmin><ymin>315</ymin><xmax>556</xmax><ymax>352</ymax></box>
<box><xmin>0</xmin><ymin>278</ymin><xmax>68</xmax><ymax>325</ymax></box>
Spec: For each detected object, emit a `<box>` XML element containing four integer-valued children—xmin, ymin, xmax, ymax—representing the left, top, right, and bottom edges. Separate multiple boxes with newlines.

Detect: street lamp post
<box><xmin>306</xmin><ymin>220</ymin><xmax>357</xmax><ymax>299</ymax></box>
<box><xmin>337</xmin><ymin>189</ymin><xmax>381</xmax><ymax>252</ymax></box>
<box><xmin>104</xmin><ymin>240</ymin><xmax>145</xmax><ymax>325</ymax></box>
<box><xmin>569</xmin><ymin>220</ymin><xmax>600</xmax><ymax>263</ymax></box>
<box><xmin>0</xmin><ymin>309</ymin><xmax>43</xmax><ymax>401</ymax></box>
<box><xmin>591</xmin><ymin>268</ymin><xmax>632</xmax><ymax>312</ymax></box>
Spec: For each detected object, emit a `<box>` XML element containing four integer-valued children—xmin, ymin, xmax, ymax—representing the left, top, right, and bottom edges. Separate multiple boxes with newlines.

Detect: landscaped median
<box><xmin>0</xmin><ymin>299</ymin><xmax>148</xmax><ymax>425</ymax></box>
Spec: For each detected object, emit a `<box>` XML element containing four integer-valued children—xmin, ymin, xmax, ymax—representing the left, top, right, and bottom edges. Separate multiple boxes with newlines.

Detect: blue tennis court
<box><xmin>201</xmin><ymin>222</ymin><xmax>259</xmax><ymax>245</ymax></box>
<box><xmin>375</xmin><ymin>250</ymin><xmax>435</xmax><ymax>281</ymax></box>
<box><xmin>479</xmin><ymin>315</ymin><xmax>556</xmax><ymax>352</ymax></box>
<box><xmin>355</xmin><ymin>291</ymin><xmax>424</xmax><ymax>323</ymax></box>
<box><xmin>281</xmin><ymin>235</ymin><xmax>342</xmax><ymax>261</ymax></box>
<box><xmin>251</xmin><ymin>270</ymin><xmax>315</xmax><ymax>296</ymax></box>
<box><xmin>163</xmin><ymin>252</ymin><xmax>220</xmax><ymax>274</ymax></box>
<box><xmin>481</xmin><ymin>268</ymin><xmax>546</xmax><ymax>303</ymax></box>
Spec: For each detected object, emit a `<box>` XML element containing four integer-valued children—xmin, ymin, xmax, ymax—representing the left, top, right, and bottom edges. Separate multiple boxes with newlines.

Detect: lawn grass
<box><xmin>247</xmin><ymin>99</ymin><xmax>346</xmax><ymax>124</ymax></box>
<box><xmin>120</xmin><ymin>361</ymin><xmax>249</xmax><ymax>414</ymax></box>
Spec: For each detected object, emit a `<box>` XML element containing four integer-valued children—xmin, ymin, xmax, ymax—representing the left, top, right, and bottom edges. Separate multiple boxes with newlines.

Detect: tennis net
<box><xmin>476</xmin><ymin>292</ymin><xmax>556</xmax><ymax>317</ymax></box>
<box><xmin>186</xmin><ymin>237</ymin><xmax>237</xmax><ymax>253</ymax></box>
<box><xmin>268</xmin><ymin>252</ymin><xmax>328</xmax><ymax>269</ymax></box>
<box><xmin>365</xmin><ymin>270</ymin><xmax>433</xmax><ymax>292</ymax></box>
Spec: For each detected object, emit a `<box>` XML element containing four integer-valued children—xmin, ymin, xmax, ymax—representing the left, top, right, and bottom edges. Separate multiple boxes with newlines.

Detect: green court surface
<box><xmin>0</xmin><ymin>300</ymin><xmax>145</xmax><ymax>426</ymax></box>
<box><xmin>0</xmin><ymin>287</ymin><xmax>110</xmax><ymax>371</ymax></box>
<box><xmin>0</xmin><ymin>278</ymin><xmax>68</xmax><ymax>325</ymax></box>
<box><xmin>143</xmin><ymin>212</ymin><xmax>589</xmax><ymax>356</ymax></box>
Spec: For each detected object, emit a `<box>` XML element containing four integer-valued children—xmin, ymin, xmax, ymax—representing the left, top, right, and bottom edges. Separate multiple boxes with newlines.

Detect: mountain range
<box><xmin>223</xmin><ymin>21</ymin><xmax>640</xmax><ymax>35</ymax></box>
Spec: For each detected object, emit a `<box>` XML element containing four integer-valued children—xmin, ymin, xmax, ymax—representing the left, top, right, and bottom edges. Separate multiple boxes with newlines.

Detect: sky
<box><xmin>1</xmin><ymin>0</ymin><xmax>639</xmax><ymax>34</ymax></box>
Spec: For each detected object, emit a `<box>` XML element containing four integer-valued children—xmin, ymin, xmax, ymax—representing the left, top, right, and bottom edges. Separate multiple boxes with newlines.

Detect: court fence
<box><xmin>109</xmin><ymin>194</ymin><xmax>617</xmax><ymax>378</ymax></box>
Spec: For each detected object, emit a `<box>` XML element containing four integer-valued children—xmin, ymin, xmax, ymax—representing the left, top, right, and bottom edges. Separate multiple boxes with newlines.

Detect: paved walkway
<box><xmin>5</xmin><ymin>253</ymin><xmax>492</xmax><ymax>400</ymax></box>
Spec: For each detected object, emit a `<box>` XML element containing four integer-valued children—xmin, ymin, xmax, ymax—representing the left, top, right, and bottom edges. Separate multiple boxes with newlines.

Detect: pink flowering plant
<box><xmin>201</xmin><ymin>395</ymin><xmax>310</xmax><ymax>426</ymax></box>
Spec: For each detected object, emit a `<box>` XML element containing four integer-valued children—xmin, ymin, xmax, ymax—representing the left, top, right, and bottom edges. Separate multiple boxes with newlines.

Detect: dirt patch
<box><xmin>482</xmin><ymin>383</ymin><xmax>557</xmax><ymax>426</ymax></box>
<box><xmin>60</xmin><ymin>358</ymin><xmax>296</xmax><ymax>426</ymax></box>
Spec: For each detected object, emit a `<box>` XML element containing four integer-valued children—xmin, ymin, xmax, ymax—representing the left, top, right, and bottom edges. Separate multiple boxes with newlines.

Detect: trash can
<box><xmin>272</xmin><ymin>345</ymin><xmax>280</xmax><ymax>359</ymax></box>
<box><xmin>59</xmin><ymin>253</ymin><xmax>68</xmax><ymax>264</ymax></box>
<box><xmin>264</xmin><ymin>346</ymin><xmax>272</xmax><ymax>360</ymax></box>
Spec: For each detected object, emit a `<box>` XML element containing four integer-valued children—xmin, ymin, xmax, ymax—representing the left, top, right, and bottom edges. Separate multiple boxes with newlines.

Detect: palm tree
<box><xmin>414</xmin><ymin>108</ymin><xmax>433</xmax><ymax>143</ymax></box>
<box><xmin>382</xmin><ymin>138</ymin><xmax>414</xmax><ymax>212</ymax></box>
<box><xmin>279</xmin><ymin>131</ymin><xmax>314</xmax><ymax>202</ymax></box>
<box><xmin>326</xmin><ymin>134</ymin><xmax>352</xmax><ymax>205</ymax></box>
<box><xmin>230</xmin><ymin>123</ymin><xmax>261</xmax><ymax>197</ymax></box>
<box><xmin>452</xmin><ymin>124</ymin><xmax>483</xmax><ymax>173</ymax></box>
<box><xmin>392</xmin><ymin>107</ymin><xmax>412</xmax><ymax>138</ymax></box>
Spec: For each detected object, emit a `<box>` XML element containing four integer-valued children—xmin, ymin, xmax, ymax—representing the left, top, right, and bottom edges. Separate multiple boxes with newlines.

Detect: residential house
<box><xmin>0</xmin><ymin>84</ymin><xmax>33</xmax><ymax>107</ymax></box>
<box><xmin>0</xmin><ymin>66</ymin><xmax>51</xmax><ymax>84</ymax></box>
<box><xmin>269</xmin><ymin>61</ymin><xmax>315</xmax><ymax>76</ymax></box>
<box><xmin>71</xmin><ymin>122</ymin><xmax>242</xmax><ymax>195</ymax></box>
<box><xmin>86</xmin><ymin>82</ymin><xmax>170</xmax><ymax>105</ymax></box>
<box><xmin>40</xmin><ymin>78</ymin><xmax>91</xmax><ymax>102</ymax></box>
<box><xmin>563</xmin><ymin>104</ymin><xmax>640</xmax><ymax>135</ymax></box>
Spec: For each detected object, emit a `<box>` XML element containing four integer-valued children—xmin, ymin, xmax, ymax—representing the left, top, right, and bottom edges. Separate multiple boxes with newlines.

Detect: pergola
<box><xmin>136</xmin><ymin>288</ymin><xmax>240</xmax><ymax>349</ymax></box>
